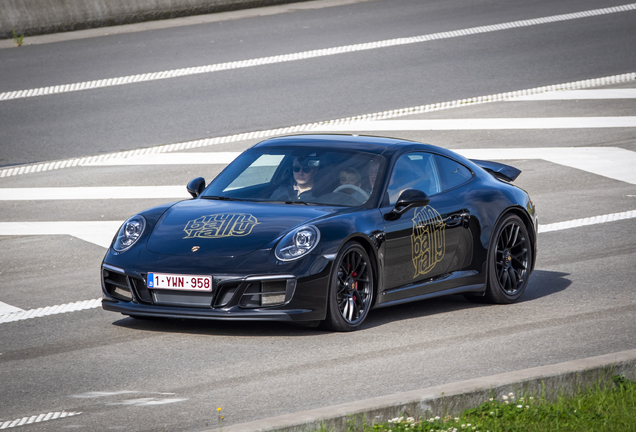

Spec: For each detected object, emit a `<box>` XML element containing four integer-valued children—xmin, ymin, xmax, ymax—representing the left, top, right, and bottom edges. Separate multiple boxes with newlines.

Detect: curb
<box><xmin>207</xmin><ymin>349</ymin><xmax>636</xmax><ymax>432</ymax></box>
<box><xmin>0</xmin><ymin>0</ymin><xmax>310</xmax><ymax>39</ymax></box>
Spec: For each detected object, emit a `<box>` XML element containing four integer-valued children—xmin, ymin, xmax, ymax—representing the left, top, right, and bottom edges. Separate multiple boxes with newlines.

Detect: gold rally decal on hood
<box><xmin>183</xmin><ymin>214</ymin><xmax>259</xmax><ymax>239</ymax></box>
<box><xmin>411</xmin><ymin>206</ymin><xmax>446</xmax><ymax>278</ymax></box>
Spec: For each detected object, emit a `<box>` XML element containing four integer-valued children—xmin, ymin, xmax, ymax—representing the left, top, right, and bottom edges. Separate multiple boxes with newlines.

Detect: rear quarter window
<box><xmin>434</xmin><ymin>155</ymin><xmax>472</xmax><ymax>191</ymax></box>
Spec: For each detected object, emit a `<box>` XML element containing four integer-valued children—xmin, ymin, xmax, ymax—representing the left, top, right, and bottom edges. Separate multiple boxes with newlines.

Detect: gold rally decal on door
<box><xmin>411</xmin><ymin>206</ymin><xmax>446</xmax><ymax>278</ymax></box>
<box><xmin>183</xmin><ymin>214</ymin><xmax>259</xmax><ymax>239</ymax></box>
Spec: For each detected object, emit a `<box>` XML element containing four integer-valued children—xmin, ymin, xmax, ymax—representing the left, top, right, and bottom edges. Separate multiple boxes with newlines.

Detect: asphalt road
<box><xmin>1</xmin><ymin>0</ymin><xmax>635</xmax><ymax>430</ymax></box>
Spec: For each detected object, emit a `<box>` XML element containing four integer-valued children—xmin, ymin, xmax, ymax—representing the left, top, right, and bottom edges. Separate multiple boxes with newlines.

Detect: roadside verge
<box><xmin>208</xmin><ymin>349</ymin><xmax>636</xmax><ymax>432</ymax></box>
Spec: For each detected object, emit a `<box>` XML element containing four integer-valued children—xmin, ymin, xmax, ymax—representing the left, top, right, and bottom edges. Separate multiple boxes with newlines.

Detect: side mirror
<box><xmin>384</xmin><ymin>189</ymin><xmax>430</xmax><ymax>221</ymax></box>
<box><xmin>187</xmin><ymin>177</ymin><xmax>206</xmax><ymax>198</ymax></box>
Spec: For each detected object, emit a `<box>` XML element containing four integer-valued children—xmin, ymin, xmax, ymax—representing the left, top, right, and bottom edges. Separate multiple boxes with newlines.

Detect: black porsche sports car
<box><xmin>101</xmin><ymin>134</ymin><xmax>537</xmax><ymax>331</ymax></box>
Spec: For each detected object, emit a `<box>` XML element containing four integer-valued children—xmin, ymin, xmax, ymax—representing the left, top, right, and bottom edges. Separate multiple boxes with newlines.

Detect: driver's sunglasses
<box><xmin>293</xmin><ymin>166</ymin><xmax>314</xmax><ymax>173</ymax></box>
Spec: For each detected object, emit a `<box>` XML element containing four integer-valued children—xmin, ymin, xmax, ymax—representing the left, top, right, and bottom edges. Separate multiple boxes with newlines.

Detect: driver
<box><xmin>270</xmin><ymin>156</ymin><xmax>318</xmax><ymax>201</ymax></box>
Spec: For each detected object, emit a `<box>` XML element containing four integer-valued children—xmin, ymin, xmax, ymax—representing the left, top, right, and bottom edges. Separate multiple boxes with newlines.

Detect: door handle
<box><xmin>445</xmin><ymin>213</ymin><xmax>469</xmax><ymax>227</ymax></box>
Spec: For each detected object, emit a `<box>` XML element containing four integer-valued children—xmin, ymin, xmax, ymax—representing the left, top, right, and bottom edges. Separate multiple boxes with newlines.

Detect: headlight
<box><xmin>275</xmin><ymin>225</ymin><xmax>320</xmax><ymax>261</ymax></box>
<box><xmin>113</xmin><ymin>215</ymin><xmax>146</xmax><ymax>253</ymax></box>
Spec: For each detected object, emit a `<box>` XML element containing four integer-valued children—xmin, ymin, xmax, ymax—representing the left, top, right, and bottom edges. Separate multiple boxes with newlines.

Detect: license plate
<box><xmin>147</xmin><ymin>273</ymin><xmax>213</xmax><ymax>292</ymax></box>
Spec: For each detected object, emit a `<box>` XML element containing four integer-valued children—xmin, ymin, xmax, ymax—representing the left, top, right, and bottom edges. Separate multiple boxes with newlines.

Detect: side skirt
<box><xmin>373</xmin><ymin>271</ymin><xmax>485</xmax><ymax>309</ymax></box>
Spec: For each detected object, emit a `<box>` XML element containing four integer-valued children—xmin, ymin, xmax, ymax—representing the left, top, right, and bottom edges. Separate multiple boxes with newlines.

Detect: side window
<box><xmin>434</xmin><ymin>155</ymin><xmax>472</xmax><ymax>191</ymax></box>
<box><xmin>387</xmin><ymin>153</ymin><xmax>442</xmax><ymax>205</ymax></box>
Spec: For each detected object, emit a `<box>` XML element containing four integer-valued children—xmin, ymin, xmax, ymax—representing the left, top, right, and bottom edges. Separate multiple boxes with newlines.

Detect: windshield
<box><xmin>202</xmin><ymin>146</ymin><xmax>386</xmax><ymax>207</ymax></box>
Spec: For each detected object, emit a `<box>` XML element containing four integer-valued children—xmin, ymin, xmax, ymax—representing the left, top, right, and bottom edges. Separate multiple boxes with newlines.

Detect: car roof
<box><xmin>251</xmin><ymin>134</ymin><xmax>474</xmax><ymax>166</ymax></box>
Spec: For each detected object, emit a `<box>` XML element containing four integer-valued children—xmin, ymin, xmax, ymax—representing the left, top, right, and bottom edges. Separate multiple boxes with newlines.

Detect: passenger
<box><xmin>338</xmin><ymin>167</ymin><xmax>362</xmax><ymax>188</ymax></box>
<box><xmin>270</xmin><ymin>156</ymin><xmax>318</xmax><ymax>201</ymax></box>
<box><xmin>366</xmin><ymin>157</ymin><xmax>381</xmax><ymax>193</ymax></box>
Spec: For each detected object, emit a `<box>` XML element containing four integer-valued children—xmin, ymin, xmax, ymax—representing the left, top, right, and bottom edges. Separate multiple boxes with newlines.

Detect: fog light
<box><xmin>261</xmin><ymin>280</ymin><xmax>285</xmax><ymax>306</ymax></box>
<box><xmin>261</xmin><ymin>293</ymin><xmax>286</xmax><ymax>306</ymax></box>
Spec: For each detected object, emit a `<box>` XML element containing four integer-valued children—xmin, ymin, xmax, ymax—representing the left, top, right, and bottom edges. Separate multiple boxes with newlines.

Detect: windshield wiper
<box><xmin>284</xmin><ymin>200</ymin><xmax>310</xmax><ymax>205</ymax></box>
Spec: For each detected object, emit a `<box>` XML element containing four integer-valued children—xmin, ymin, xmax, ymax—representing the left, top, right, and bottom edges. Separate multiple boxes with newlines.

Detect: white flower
<box><xmin>509</xmin><ymin>392</ymin><xmax>515</xmax><ymax>398</ymax></box>
<box><xmin>435</xmin><ymin>416</ymin><xmax>440</xmax><ymax>420</ymax></box>
<box><xmin>489</xmin><ymin>398</ymin><xmax>493</xmax><ymax>402</ymax></box>
<box><xmin>504</xmin><ymin>401</ymin><xmax>509</xmax><ymax>405</ymax></box>
<box><xmin>501</xmin><ymin>395</ymin><xmax>508</xmax><ymax>401</ymax></box>
<box><xmin>490</xmin><ymin>412</ymin><xmax>494</xmax><ymax>415</ymax></box>
<box><xmin>517</xmin><ymin>405</ymin><xmax>523</xmax><ymax>408</ymax></box>
<box><xmin>407</xmin><ymin>417</ymin><xmax>415</xmax><ymax>423</ymax></box>
<box><xmin>529</xmin><ymin>396</ymin><xmax>534</xmax><ymax>400</ymax></box>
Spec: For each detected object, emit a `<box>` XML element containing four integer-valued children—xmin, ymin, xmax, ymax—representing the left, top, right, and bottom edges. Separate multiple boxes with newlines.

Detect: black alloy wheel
<box><xmin>324</xmin><ymin>242</ymin><xmax>374</xmax><ymax>331</ymax></box>
<box><xmin>485</xmin><ymin>214</ymin><xmax>532</xmax><ymax>304</ymax></box>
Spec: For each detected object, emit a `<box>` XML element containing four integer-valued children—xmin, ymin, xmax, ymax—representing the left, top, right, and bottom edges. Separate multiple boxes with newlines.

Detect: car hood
<box><xmin>146</xmin><ymin>199</ymin><xmax>341</xmax><ymax>257</ymax></box>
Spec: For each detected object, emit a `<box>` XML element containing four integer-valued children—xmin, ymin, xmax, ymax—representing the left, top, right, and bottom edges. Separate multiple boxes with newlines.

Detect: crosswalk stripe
<box><xmin>0</xmin><ymin>221</ymin><xmax>122</xmax><ymax>248</ymax></box>
<box><xmin>1</xmin><ymin>148</ymin><xmax>634</xmax><ymax>200</ymax></box>
<box><xmin>506</xmin><ymin>89</ymin><xmax>636</xmax><ymax>100</ymax></box>
<box><xmin>0</xmin><ymin>186</ymin><xmax>189</xmax><ymax>200</ymax></box>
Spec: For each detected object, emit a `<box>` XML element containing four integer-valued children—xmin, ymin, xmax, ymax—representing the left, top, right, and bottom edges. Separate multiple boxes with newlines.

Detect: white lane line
<box><xmin>1</xmin><ymin>72</ymin><xmax>634</xmax><ymax>179</ymax></box>
<box><xmin>0</xmin><ymin>221</ymin><xmax>122</xmax><ymax>247</ymax></box>
<box><xmin>0</xmin><ymin>211</ymin><xmax>634</xmax><ymax>325</ymax></box>
<box><xmin>86</xmin><ymin>152</ymin><xmax>240</xmax><ymax>166</ymax></box>
<box><xmin>0</xmin><ymin>186</ymin><xmax>189</xmax><ymax>200</ymax></box>
<box><xmin>312</xmin><ymin>117</ymin><xmax>636</xmax><ymax>131</ymax></box>
<box><xmin>539</xmin><ymin>210</ymin><xmax>636</xmax><ymax>233</ymax></box>
<box><xmin>0</xmin><ymin>412</ymin><xmax>82</xmax><ymax>429</ymax></box>
<box><xmin>1</xmin><ymin>4</ymin><xmax>634</xmax><ymax>102</ymax></box>
<box><xmin>507</xmin><ymin>89</ymin><xmax>636</xmax><ymax>100</ymax></box>
<box><xmin>0</xmin><ymin>301</ymin><xmax>24</xmax><ymax>314</ymax></box>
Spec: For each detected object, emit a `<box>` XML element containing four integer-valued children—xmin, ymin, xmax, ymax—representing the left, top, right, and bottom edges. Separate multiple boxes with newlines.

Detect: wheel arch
<box><xmin>336</xmin><ymin>234</ymin><xmax>382</xmax><ymax>307</ymax></box>
<box><xmin>491</xmin><ymin>206</ymin><xmax>537</xmax><ymax>273</ymax></box>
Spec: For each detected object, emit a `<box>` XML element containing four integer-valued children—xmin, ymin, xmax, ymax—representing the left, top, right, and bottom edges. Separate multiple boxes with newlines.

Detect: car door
<box><xmin>380</xmin><ymin>152</ymin><xmax>470</xmax><ymax>302</ymax></box>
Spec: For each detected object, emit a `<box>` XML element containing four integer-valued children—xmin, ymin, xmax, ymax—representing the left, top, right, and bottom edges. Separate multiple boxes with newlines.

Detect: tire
<box><xmin>484</xmin><ymin>214</ymin><xmax>532</xmax><ymax>304</ymax></box>
<box><xmin>323</xmin><ymin>242</ymin><xmax>374</xmax><ymax>332</ymax></box>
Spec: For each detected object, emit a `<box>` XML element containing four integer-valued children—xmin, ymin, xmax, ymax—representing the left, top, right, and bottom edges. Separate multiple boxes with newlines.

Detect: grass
<box><xmin>335</xmin><ymin>375</ymin><xmax>636</xmax><ymax>432</ymax></box>
<box><xmin>12</xmin><ymin>28</ymin><xmax>24</xmax><ymax>47</ymax></box>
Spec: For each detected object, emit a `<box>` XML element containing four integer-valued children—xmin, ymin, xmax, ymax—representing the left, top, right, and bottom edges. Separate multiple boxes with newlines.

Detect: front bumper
<box><xmin>101</xmin><ymin>261</ymin><xmax>332</xmax><ymax>323</ymax></box>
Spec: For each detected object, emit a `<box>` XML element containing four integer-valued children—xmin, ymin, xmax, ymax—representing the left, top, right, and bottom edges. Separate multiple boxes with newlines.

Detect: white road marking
<box><xmin>312</xmin><ymin>117</ymin><xmax>636</xmax><ymax>131</ymax></box>
<box><xmin>454</xmin><ymin>147</ymin><xmax>636</xmax><ymax>185</ymax></box>
<box><xmin>507</xmin><ymin>89</ymin><xmax>636</xmax><ymax>100</ymax></box>
<box><xmin>539</xmin><ymin>210</ymin><xmax>636</xmax><ymax>233</ymax></box>
<box><xmin>0</xmin><ymin>186</ymin><xmax>189</xmax><ymax>200</ymax></box>
<box><xmin>0</xmin><ymin>301</ymin><xmax>23</xmax><ymax>314</ymax></box>
<box><xmin>0</xmin><ymin>211</ymin><xmax>633</xmax><ymax>325</ymax></box>
<box><xmin>1</xmin><ymin>4</ymin><xmax>634</xmax><ymax>102</ymax></box>
<box><xmin>1</xmin><ymin>72</ymin><xmax>634</xmax><ymax>179</ymax></box>
<box><xmin>71</xmin><ymin>391</ymin><xmax>139</xmax><ymax>398</ymax></box>
<box><xmin>0</xmin><ymin>221</ymin><xmax>122</xmax><ymax>247</ymax></box>
<box><xmin>107</xmin><ymin>398</ymin><xmax>188</xmax><ymax>406</ymax></box>
<box><xmin>1</xmin><ymin>148</ymin><xmax>633</xmax><ymax>204</ymax></box>
<box><xmin>0</xmin><ymin>412</ymin><xmax>81</xmax><ymax>429</ymax></box>
<box><xmin>0</xmin><ymin>299</ymin><xmax>102</xmax><ymax>324</ymax></box>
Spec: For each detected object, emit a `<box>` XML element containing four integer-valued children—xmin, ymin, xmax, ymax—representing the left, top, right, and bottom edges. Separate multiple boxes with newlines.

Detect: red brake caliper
<box><xmin>352</xmin><ymin>271</ymin><xmax>358</xmax><ymax>301</ymax></box>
